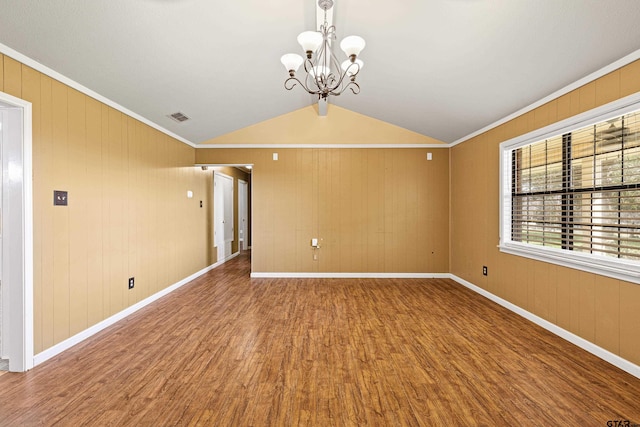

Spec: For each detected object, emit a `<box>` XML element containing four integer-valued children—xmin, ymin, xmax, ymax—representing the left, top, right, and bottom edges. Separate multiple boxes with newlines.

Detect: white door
<box><xmin>238</xmin><ymin>179</ymin><xmax>248</xmax><ymax>251</ymax></box>
<box><xmin>214</xmin><ymin>172</ymin><xmax>234</xmax><ymax>261</ymax></box>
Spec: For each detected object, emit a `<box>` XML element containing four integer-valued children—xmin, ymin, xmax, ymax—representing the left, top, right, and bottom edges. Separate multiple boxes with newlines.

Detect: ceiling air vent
<box><xmin>168</xmin><ymin>111</ymin><xmax>190</xmax><ymax>123</ymax></box>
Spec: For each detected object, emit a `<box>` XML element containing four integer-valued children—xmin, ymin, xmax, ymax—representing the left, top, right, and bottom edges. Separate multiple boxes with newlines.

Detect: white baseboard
<box><xmin>448</xmin><ymin>274</ymin><xmax>640</xmax><ymax>380</ymax></box>
<box><xmin>33</xmin><ymin>252</ymin><xmax>240</xmax><ymax>367</ymax></box>
<box><xmin>250</xmin><ymin>272</ymin><xmax>450</xmax><ymax>279</ymax></box>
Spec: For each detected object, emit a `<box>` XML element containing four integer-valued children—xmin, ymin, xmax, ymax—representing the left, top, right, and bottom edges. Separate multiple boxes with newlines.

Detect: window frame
<box><xmin>499</xmin><ymin>92</ymin><xmax>640</xmax><ymax>285</ymax></box>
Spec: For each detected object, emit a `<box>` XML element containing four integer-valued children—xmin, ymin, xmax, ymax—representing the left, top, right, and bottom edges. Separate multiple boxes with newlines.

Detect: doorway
<box><xmin>238</xmin><ymin>179</ymin><xmax>249</xmax><ymax>251</ymax></box>
<box><xmin>214</xmin><ymin>172</ymin><xmax>234</xmax><ymax>262</ymax></box>
<box><xmin>0</xmin><ymin>92</ymin><xmax>33</xmax><ymax>372</ymax></box>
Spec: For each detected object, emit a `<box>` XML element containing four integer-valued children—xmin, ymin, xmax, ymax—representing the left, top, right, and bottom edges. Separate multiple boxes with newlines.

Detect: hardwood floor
<box><xmin>0</xmin><ymin>252</ymin><xmax>639</xmax><ymax>426</ymax></box>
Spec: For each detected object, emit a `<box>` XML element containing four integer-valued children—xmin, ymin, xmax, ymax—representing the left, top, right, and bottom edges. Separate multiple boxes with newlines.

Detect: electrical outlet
<box><xmin>128</xmin><ymin>277</ymin><xmax>135</xmax><ymax>289</ymax></box>
<box><xmin>482</xmin><ymin>266</ymin><xmax>488</xmax><ymax>276</ymax></box>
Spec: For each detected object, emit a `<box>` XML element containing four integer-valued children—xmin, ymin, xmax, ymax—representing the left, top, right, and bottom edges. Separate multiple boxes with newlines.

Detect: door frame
<box><xmin>213</xmin><ymin>171</ymin><xmax>234</xmax><ymax>261</ymax></box>
<box><xmin>238</xmin><ymin>179</ymin><xmax>249</xmax><ymax>250</ymax></box>
<box><xmin>0</xmin><ymin>91</ymin><xmax>34</xmax><ymax>372</ymax></box>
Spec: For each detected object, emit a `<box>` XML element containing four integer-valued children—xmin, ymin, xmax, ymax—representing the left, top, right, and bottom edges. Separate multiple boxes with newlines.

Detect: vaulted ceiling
<box><xmin>1</xmin><ymin>0</ymin><xmax>640</xmax><ymax>145</ymax></box>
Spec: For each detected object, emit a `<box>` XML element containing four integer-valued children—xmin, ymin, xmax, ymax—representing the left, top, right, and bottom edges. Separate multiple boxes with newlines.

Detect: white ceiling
<box><xmin>1</xmin><ymin>0</ymin><xmax>640</xmax><ymax>144</ymax></box>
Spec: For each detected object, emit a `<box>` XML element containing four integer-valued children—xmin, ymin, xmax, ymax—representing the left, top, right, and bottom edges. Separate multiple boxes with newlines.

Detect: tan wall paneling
<box><xmin>196</xmin><ymin>147</ymin><xmax>450</xmax><ymax>274</ymax></box>
<box><xmin>621</xmin><ymin>59</ymin><xmax>640</xmax><ymax>97</ymax></box>
<box><xmin>85</xmin><ymin>97</ymin><xmax>104</xmax><ymax>328</ymax></box>
<box><xmin>0</xmin><ymin>54</ymin><xmax>4</xmax><ymax>91</ymax></box>
<box><xmin>620</xmin><ymin>280</ymin><xmax>640</xmax><ymax>362</ymax></box>
<box><xmin>450</xmin><ymin>59</ymin><xmax>640</xmax><ymax>365</ymax></box>
<box><xmin>554</xmin><ymin>265</ymin><xmax>579</xmax><ymax>333</ymax></box>
<box><xmin>67</xmin><ymin>88</ymin><xmax>89</xmax><ymax>336</ymax></box>
<box><xmin>3</xmin><ymin>56</ymin><xmax>21</xmax><ymax>98</ymax></box>
<box><xmin>595</xmin><ymin>70</ymin><xmax>621</xmax><ymax>106</ymax></box>
<box><xmin>20</xmin><ymin>65</ymin><xmax>42</xmax><ymax>350</ymax></box>
<box><xmin>451</xmin><ymin>136</ymin><xmax>488</xmax><ymax>287</ymax></box>
<box><xmin>51</xmin><ymin>79</ymin><xmax>70</xmax><ymax>344</ymax></box>
<box><xmin>2</xmin><ymin>57</ymin><xmax>211</xmax><ymax>354</ymax></box>
<box><xmin>594</xmin><ymin>276</ymin><xmax>620</xmax><ymax>355</ymax></box>
<box><xmin>39</xmin><ymin>75</ymin><xmax>55</xmax><ymax>351</ymax></box>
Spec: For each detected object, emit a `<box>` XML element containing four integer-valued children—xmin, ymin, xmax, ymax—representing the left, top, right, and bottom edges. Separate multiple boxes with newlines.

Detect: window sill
<box><xmin>498</xmin><ymin>241</ymin><xmax>640</xmax><ymax>285</ymax></box>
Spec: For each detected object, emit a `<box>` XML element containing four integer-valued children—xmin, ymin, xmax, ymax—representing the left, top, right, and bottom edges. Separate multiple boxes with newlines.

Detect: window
<box><xmin>500</xmin><ymin>96</ymin><xmax>640</xmax><ymax>284</ymax></box>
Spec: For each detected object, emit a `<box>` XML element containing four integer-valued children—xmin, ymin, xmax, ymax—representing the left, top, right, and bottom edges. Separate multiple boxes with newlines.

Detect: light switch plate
<box><xmin>54</xmin><ymin>190</ymin><xmax>68</xmax><ymax>206</ymax></box>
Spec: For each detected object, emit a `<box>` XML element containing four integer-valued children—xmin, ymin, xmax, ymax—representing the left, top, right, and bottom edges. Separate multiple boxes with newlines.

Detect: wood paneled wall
<box><xmin>1</xmin><ymin>54</ymin><xmax>212</xmax><ymax>354</ymax></box>
<box><xmin>196</xmin><ymin>148</ymin><xmax>449</xmax><ymax>273</ymax></box>
<box><xmin>450</xmin><ymin>59</ymin><xmax>640</xmax><ymax>365</ymax></box>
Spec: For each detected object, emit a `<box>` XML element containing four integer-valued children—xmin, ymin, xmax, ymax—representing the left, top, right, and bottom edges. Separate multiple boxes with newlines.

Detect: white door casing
<box><xmin>238</xmin><ymin>179</ymin><xmax>248</xmax><ymax>250</ymax></box>
<box><xmin>0</xmin><ymin>92</ymin><xmax>33</xmax><ymax>372</ymax></box>
<box><xmin>214</xmin><ymin>172</ymin><xmax>234</xmax><ymax>261</ymax></box>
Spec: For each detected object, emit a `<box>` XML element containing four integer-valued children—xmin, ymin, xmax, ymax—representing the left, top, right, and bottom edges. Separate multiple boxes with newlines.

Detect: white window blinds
<box><xmin>511</xmin><ymin>110</ymin><xmax>640</xmax><ymax>261</ymax></box>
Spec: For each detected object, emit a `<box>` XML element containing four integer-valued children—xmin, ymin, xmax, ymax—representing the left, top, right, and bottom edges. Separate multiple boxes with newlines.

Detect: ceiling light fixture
<box><xmin>280</xmin><ymin>0</ymin><xmax>365</xmax><ymax>100</ymax></box>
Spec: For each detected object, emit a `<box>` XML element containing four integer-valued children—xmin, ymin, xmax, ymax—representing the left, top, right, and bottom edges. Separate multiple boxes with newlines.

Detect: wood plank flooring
<box><xmin>0</xmin><ymin>252</ymin><xmax>639</xmax><ymax>426</ymax></box>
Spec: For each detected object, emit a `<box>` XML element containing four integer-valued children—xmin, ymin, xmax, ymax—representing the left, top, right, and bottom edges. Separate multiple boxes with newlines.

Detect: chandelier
<box><xmin>280</xmin><ymin>0</ymin><xmax>366</xmax><ymax>100</ymax></box>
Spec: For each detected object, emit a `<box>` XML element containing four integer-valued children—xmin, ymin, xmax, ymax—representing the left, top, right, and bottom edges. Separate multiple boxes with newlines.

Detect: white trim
<box><xmin>32</xmin><ymin>252</ymin><xmax>239</xmax><ymax>367</ymax></box>
<box><xmin>451</xmin><ymin>47</ymin><xmax>640</xmax><ymax>147</ymax></box>
<box><xmin>196</xmin><ymin>143</ymin><xmax>448</xmax><ymax>149</ymax></box>
<box><xmin>500</xmin><ymin>242</ymin><xmax>640</xmax><ymax>284</ymax></box>
<box><xmin>250</xmin><ymin>272</ymin><xmax>450</xmax><ymax>279</ymax></box>
<box><xmin>0</xmin><ymin>92</ymin><xmax>33</xmax><ymax>372</ymax></box>
<box><xmin>0</xmin><ymin>42</ymin><xmax>196</xmax><ymax>148</ymax></box>
<box><xmin>449</xmin><ymin>274</ymin><xmax>640</xmax><ymax>379</ymax></box>
<box><xmin>498</xmin><ymin>93</ymin><xmax>640</xmax><ymax>285</ymax></box>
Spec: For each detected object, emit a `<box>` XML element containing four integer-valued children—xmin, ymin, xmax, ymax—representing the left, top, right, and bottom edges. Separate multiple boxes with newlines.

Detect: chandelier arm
<box><xmin>327</xmin><ymin>46</ymin><xmax>345</xmax><ymax>92</ymax></box>
<box><xmin>328</xmin><ymin>79</ymin><xmax>360</xmax><ymax>97</ymax></box>
<box><xmin>300</xmin><ymin>55</ymin><xmax>324</xmax><ymax>94</ymax></box>
<box><xmin>329</xmin><ymin>62</ymin><xmax>359</xmax><ymax>95</ymax></box>
<box><xmin>284</xmin><ymin>76</ymin><xmax>301</xmax><ymax>91</ymax></box>
<box><xmin>284</xmin><ymin>76</ymin><xmax>321</xmax><ymax>95</ymax></box>
<box><xmin>315</xmin><ymin>34</ymin><xmax>331</xmax><ymax>93</ymax></box>
<box><xmin>302</xmin><ymin>57</ymin><xmax>314</xmax><ymax>74</ymax></box>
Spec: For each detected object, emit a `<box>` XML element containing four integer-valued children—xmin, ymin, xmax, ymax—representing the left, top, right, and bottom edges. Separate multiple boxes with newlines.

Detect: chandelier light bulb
<box><xmin>297</xmin><ymin>31</ymin><xmax>323</xmax><ymax>57</ymax></box>
<box><xmin>281</xmin><ymin>53</ymin><xmax>304</xmax><ymax>75</ymax></box>
<box><xmin>340</xmin><ymin>35</ymin><xmax>366</xmax><ymax>58</ymax></box>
